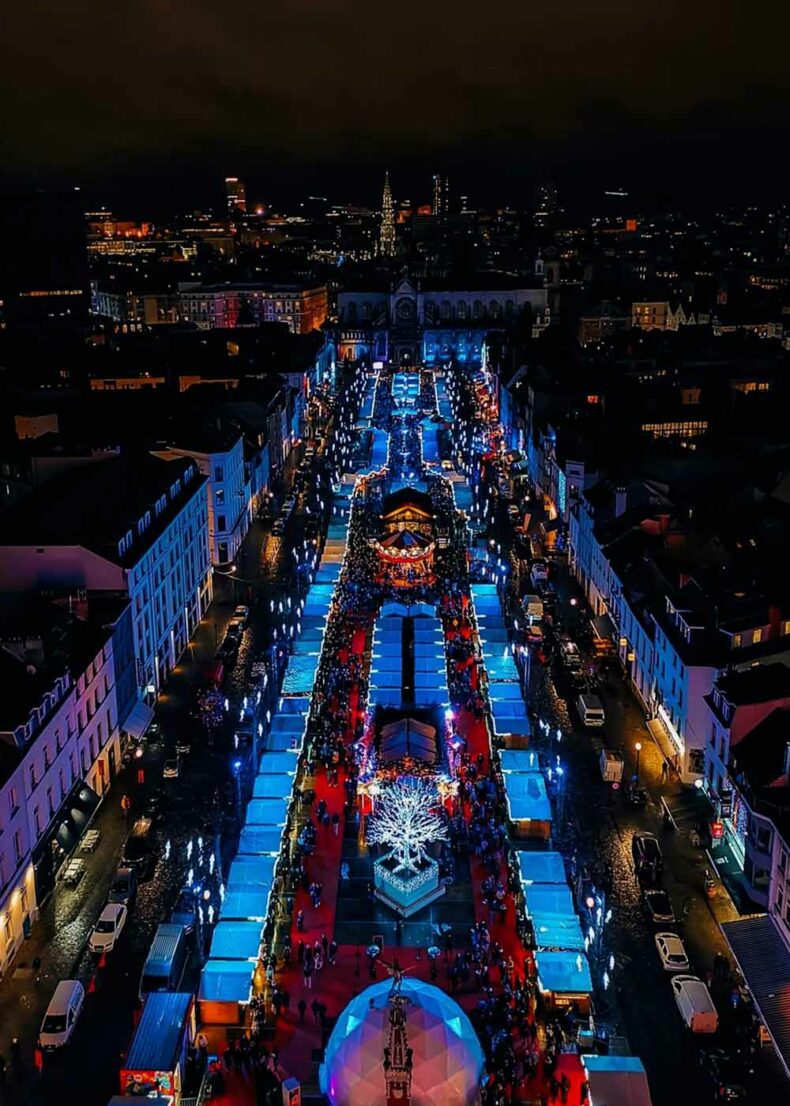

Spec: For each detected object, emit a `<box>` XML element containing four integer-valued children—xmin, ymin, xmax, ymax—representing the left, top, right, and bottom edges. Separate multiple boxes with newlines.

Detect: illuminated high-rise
<box><xmin>380</xmin><ymin>171</ymin><xmax>396</xmax><ymax>257</ymax></box>
<box><xmin>225</xmin><ymin>176</ymin><xmax>247</xmax><ymax>215</ymax></box>
<box><xmin>432</xmin><ymin>173</ymin><xmax>449</xmax><ymax>216</ymax></box>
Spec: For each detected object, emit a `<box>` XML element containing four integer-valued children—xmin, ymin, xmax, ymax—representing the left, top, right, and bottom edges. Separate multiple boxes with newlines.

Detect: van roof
<box><xmin>123</xmin><ymin>992</ymin><xmax>193</xmax><ymax>1073</ymax></box>
<box><xmin>144</xmin><ymin>923</ymin><xmax>185</xmax><ymax>971</ymax></box>
<box><xmin>676</xmin><ymin>975</ymin><xmax>716</xmax><ymax>1010</ymax></box>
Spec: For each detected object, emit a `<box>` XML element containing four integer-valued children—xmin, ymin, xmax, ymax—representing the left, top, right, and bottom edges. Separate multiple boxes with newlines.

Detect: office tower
<box><xmin>225</xmin><ymin>176</ymin><xmax>247</xmax><ymax>215</ymax></box>
<box><xmin>432</xmin><ymin>173</ymin><xmax>449</xmax><ymax>216</ymax></box>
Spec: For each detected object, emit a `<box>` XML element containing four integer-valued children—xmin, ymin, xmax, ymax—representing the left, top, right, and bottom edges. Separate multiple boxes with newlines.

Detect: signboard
<box><xmin>720</xmin><ymin>790</ymin><xmax>733</xmax><ymax>819</ymax></box>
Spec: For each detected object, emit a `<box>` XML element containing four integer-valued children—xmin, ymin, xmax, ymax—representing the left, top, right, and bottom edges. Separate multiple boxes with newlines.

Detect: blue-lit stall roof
<box><xmin>504</xmin><ymin>772</ymin><xmax>552</xmax><ymax>822</ymax></box>
<box><xmin>199</xmin><ymin>960</ymin><xmax>254</xmax><ymax>1004</ymax></box>
<box><xmin>238</xmin><ymin>827</ymin><xmax>283</xmax><ymax>856</ymax></box>
<box><xmin>253</xmin><ymin>773</ymin><xmax>294</xmax><ymax>800</ymax></box>
<box><xmin>516</xmin><ymin>850</ymin><xmax>566</xmax><ymax>885</ymax></box>
<box><xmin>536</xmin><ymin>951</ymin><xmax>593</xmax><ymax>995</ymax></box>
<box><xmin>209</xmin><ymin>921</ymin><xmax>263</xmax><ymax>961</ymax></box>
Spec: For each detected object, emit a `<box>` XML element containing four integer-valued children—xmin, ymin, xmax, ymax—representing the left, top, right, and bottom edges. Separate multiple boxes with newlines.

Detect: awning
<box><xmin>199</xmin><ymin>960</ymin><xmax>254</xmax><ymax>1004</ymax></box>
<box><xmin>721</xmin><ymin>914</ymin><xmax>790</xmax><ymax>1077</ymax></box>
<box><xmin>122</xmin><ymin>699</ymin><xmax>155</xmax><ymax>739</ymax></box>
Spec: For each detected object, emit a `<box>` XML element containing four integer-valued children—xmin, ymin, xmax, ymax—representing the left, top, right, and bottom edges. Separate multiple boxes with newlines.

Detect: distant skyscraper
<box><xmin>432</xmin><ymin>173</ymin><xmax>449</xmax><ymax>216</ymax></box>
<box><xmin>380</xmin><ymin>171</ymin><xmax>396</xmax><ymax>257</ymax></box>
<box><xmin>533</xmin><ymin>181</ymin><xmax>558</xmax><ymax>227</ymax></box>
<box><xmin>225</xmin><ymin>177</ymin><xmax>247</xmax><ymax>215</ymax></box>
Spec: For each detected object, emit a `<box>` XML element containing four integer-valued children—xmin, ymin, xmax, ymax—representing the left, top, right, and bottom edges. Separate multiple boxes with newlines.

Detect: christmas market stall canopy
<box><xmin>238</xmin><ymin>827</ymin><xmax>283</xmax><ymax>856</ymax></box>
<box><xmin>581</xmin><ymin>1056</ymin><xmax>653</xmax><ymax>1106</ymax></box>
<box><xmin>278</xmin><ymin>695</ymin><xmax>310</xmax><ymax>714</ymax></box>
<box><xmin>281</xmin><ymin>654</ymin><xmax>321</xmax><ymax>695</ymax></box>
<box><xmin>490</xmin><ymin>699</ymin><xmax>531</xmax><ymax>736</ymax></box>
<box><xmin>253</xmin><ymin>773</ymin><xmax>294</xmax><ymax>800</ymax></box>
<box><xmin>319</xmin><ymin>979</ymin><xmax>485</xmax><ymax>1106</ymax></box>
<box><xmin>524</xmin><ymin>884</ymin><xmax>584</xmax><ymax>952</ymax></box>
<box><xmin>379</xmin><ymin>718</ymin><xmax>437</xmax><ymax>763</ymax></box>
<box><xmin>500</xmin><ymin>750</ymin><xmax>540</xmax><ymax>774</ymax></box>
<box><xmin>516</xmin><ymin>850</ymin><xmax>567</xmax><ymax>886</ymax></box>
<box><xmin>226</xmin><ymin>855</ymin><xmax>277</xmax><ymax>893</ymax></box>
<box><xmin>503</xmin><ymin>770</ymin><xmax>552</xmax><ymax>840</ymax></box>
<box><xmin>422</xmin><ymin>422</ymin><xmax>440</xmax><ymax>464</ymax></box>
<box><xmin>209</xmin><ymin>920</ymin><xmax>264</xmax><ymax>962</ymax></box>
<box><xmin>198</xmin><ymin>959</ymin><xmax>254</xmax><ymax>1021</ymax></box>
<box><xmin>484</xmin><ymin>653</ymin><xmax>520</xmax><ymax>683</ymax></box>
<box><xmin>258</xmin><ymin>752</ymin><xmax>299</xmax><ymax>776</ymax></box>
<box><xmin>535</xmin><ymin>950</ymin><xmax>593</xmax><ymax>999</ymax></box>
<box><xmin>245</xmin><ymin>797</ymin><xmax>291</xmax><ymax>827</ymax></box>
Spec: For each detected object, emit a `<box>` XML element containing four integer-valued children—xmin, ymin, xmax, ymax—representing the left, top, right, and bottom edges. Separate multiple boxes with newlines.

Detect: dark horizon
<box><xmin>3</xmin><ymin>0</ymin><xmax>790</xmax><ymax>217</ymax></box>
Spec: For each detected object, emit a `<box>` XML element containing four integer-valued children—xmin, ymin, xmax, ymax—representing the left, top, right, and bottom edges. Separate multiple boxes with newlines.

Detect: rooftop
<box><xmin>0</xmin><ymin>452</ymin><xmax>205</xmax><ymax>567</ymax></box>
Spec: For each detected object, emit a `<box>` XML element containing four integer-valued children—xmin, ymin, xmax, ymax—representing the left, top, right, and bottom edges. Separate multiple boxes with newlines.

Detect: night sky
<box><xmin>3</xmin><ymin>0</ymin><xmax>789</xmax><ymax>207</ymax></box>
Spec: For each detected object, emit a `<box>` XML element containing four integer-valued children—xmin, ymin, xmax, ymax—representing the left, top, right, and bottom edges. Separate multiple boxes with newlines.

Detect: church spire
<box><xmin>380</xmin><ymin>170</ymin><xmax>396</xmax><ymax>258</ymax></box>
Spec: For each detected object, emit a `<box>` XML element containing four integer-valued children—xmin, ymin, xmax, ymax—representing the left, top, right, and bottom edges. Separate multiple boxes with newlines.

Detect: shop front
<box><xmin>32</xmin><ymin>780</ymin><xmax>102</xmax><ymax>904</ymax></box>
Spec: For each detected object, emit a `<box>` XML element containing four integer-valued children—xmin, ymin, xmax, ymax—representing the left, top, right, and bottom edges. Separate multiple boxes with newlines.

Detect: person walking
<box><xmin>297</xmin><ymin>998</ymin><xmax>307</xmax><ymax>1024</ymax></box>
<box><xmin>559</xmin><ymin>1072</ymin><xmax>571</xmax><ymax>1104</ymax></box>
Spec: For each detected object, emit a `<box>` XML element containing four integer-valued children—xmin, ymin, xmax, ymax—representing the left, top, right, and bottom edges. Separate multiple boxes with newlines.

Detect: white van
<box><xmin>671</xmin><ymin>974</ymin><xmax>718</xmax><ymax>1033</ymax></box>
<box><xmin>577</xmin><ymin>693</ymin><xmax>605</xmax><ymax>728</ymax></box>
<box><xmin>39</xmin><ymin>980</ymin><xmax>85</xmax><ymax>1050</ymax></box>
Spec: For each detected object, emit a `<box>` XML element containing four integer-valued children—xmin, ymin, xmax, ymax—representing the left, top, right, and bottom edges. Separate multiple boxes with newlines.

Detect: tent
<box><xmin>209</xmin><ymin>921</ymin><xmax>263</xmax><ymax>961</ymax></box>
<box><xmin>246</xmin><ymin>797</ymin><xmax>291</xmax><ymax>826</ymax></box>
<box><xmin>198</xmin><ymin>959</ymin><xmax>254</xmax><ymax>1018</ymax></box>
<box><xmin>238</xmin><ymin>827</ymin><xmax>283</xmax><ymax>856</ymax></box>
<box><xmin>253</xmin><ymin>774</ymin><xmax>294</xmax><ymax>800</ymax></box>
<box><xmin>525</xmin><ymin>882</ymin><xmax>577</xmax><ymax>918</ymax></box>
<box><xmin>500</xmin><ymin>750</ymin><xmax>540</xmax><ymax>774</ymax></box>
<box><xmin>516</xmin><ymin>851</ymin><xmax>566</xmax><ymax>885</ymax></box>
<box><xmin>535</xmin><ymin>951</ymin><xmax>593</xmax><ymax>1000</ymax></box>
<box><xmin>227</xmin><ymin>855</ymin><xmax>276</xmax><ymax>889</ymax></box>
<box><xmin>258</xmin><ymin>752</ymin><xmax>298</xmax><ymax>776</ymax></box>
<box><xmin>379</xmin><ymin>718</ymin><xmax>437</xmax><ymax>762</ymax></box>
<box><xmin>220</xmin><ymin>888</ymin><xmax>270</xmax><ymax>922</ymax></box>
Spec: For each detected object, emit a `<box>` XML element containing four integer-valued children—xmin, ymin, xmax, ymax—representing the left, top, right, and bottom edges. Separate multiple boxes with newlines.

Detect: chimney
<box><xmin>614</xmin><ymin>487</ymin><xmax>627</xmax><ymax>518</ymax></box>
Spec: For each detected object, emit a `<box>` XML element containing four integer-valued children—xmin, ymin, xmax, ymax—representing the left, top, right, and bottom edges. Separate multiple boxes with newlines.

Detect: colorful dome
<box><xmin>319</xmin><ymin>979</ymin><xmax>484</xmax><ymax>1106</ymax></box>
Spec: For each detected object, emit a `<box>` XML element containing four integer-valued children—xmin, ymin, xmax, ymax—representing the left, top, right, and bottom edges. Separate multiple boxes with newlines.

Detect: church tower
<box><xmin>380</xmin><ymin>170</ymin><xmax>396</xmax><ymax>258</ymax></box>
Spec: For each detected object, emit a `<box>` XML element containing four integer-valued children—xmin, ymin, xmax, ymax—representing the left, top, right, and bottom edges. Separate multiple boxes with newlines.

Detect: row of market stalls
<box><xmin>368</xmin><ymin>603</ymin><xmax>450</xmax><ymax>711</ymax></box>
<box><xmin>469</xmin><ymin>582</ymin><xmax>595</xmax><ymax>1014</ymax></box>
<box><xmin>198</xmin><ymin>458</ymin><xmax>361</xmax><ymax>1023</ymax></box>
<box><xmin>515</xmin><ymin>848</ymin><xmax>593</xmax><ymax>1011</ymax></box>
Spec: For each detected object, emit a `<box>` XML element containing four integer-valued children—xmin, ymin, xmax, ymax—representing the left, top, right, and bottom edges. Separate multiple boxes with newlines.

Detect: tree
<box><xmin>367</xmin><ymin>778</ymin><xmax>448</xmax><ymax>874</ymax></box>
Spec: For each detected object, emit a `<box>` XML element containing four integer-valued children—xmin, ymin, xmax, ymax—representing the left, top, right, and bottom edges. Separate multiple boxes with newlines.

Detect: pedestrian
<box><xmin>560</xmin><ymin>1072</ymin><xmax>571</xmax><ymax>1104</ymax></box>
<box><xmin>332</xmin><ymin>812</ymin><xmax>340</xmax><ymax>836</ymax></box>
<box><xmin>296</xmin><ymin>909</ymin><xmax>304</xmax><ymax>932</ymax></box>
<box><xmin>311</xmin><ymin>999</ymin><xmax>321</xmax><ymax>1025</ymax></box>
<box><xmin>328</xmin><ymin>940</ymin><xmax>338</xmax><ymax>966</ymax></box>
<box><xmin>580</xmin><ymin>1079</ymin><xmax>591</xmax><ymax>1105</ymax></box>
<box><xmin>661</xmin><ymin>760</ymin><xmax>668</xmax><ymax>782</ymax></box>
<box><xmin>550</xmin><ymin>1075</ymin><xmax>560</xmax><ymax>1102</ymax></box>
<box><xmin>303</xmin><ymin>960</ymin><xmax>313</xmax><ymax>990</ymax></box>
<box><xmin>297</xmin><ymin>998</ymin><xmax>307</xmax><ymax>1024</ymax></box>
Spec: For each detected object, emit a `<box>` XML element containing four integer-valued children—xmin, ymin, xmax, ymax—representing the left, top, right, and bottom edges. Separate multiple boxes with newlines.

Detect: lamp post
<box><xmin>634</xmin><ymin>742</ymin><xmax>642</xmax><ymax>782</ymax></box>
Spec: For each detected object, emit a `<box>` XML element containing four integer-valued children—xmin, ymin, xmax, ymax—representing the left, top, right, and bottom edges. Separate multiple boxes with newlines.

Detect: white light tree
<box><xmin>368</xmin><ymin>778</ymin><xmax>448</xmax><ymax>874</ymax></box>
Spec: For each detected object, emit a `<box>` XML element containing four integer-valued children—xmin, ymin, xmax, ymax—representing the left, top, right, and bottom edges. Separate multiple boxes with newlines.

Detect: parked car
<box><xmin>642</xmin><ymin>888</ymin><xmax>676</xmax><ymax>924</ymax></box>
<box><xmin>163</xmin><ymin>756</ymin><xmax>181</xmax><ymax>779</ymax></box>
<box><xmin>632</xmin><ymin>832</ymin><xmax>664</xmax><ymax>881</ymax></box>
<box><xmin>107</xmin><ymin>866</ymin><xmax>137</xmax><ymax>906</ymax></box>
<box><xmin>39</xmin><ymin>981</ymin><xmax>85</xmax><ymax>1050</ymax></box>
<box><xmin>655</xmin><ymin>932</ymin><xmax>690</xmax><ymax>972</ymax></box>
<box><xmin>122</xmin><ymin>817</ymin><xmax>155</xmax><ymax>878</ymax></box>
<box><xmin>698</xmin><ymin>1049</ymin><xmax>748</xmax><ymax>1101</ymax></box>
<box><xmin>170</xmin><ymin>886</ymin><xmax>198</xmax><ymax>935</ymax></box>
<box><xmin>526</xmin><ymin>623</ymin><xmax>545</xmax><ymax>644</ymax></box>
<box><xmin>226</xmin><ymin>617</ymin><xmax>245</xmax><ymax>638</ymax></box>
<box><xmin>530</xmin><ymin>560</ymin><xmax>550</xmax><ymax>587</ymax></box>
<box><xmin>89</xmin><ymin>903</ymin><xmax>128</xmax><ymax>953</ymax></box>
<box><xmin>175</xmin><ymin>736</ymin><xmax>191</xmax><ymax>756</ymax></box>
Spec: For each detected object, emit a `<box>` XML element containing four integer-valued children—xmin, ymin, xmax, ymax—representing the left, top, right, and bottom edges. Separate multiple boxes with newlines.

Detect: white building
<box><xmin>153</xmin><ymin>432</ymin><xmax>247</xmax><ymax>566</ymax></box>
<box><xmin>0</xmin><ymin>453</ymin><xmax>211</xmax><ymax>702</ymax></box>
<box><xmin>0</xmin><ymin>595</ymin><xmax>132</xmax><ymax>976</ymax></box>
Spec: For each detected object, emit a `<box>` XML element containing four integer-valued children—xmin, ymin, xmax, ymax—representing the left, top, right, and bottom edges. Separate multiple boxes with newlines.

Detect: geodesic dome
<box><xmin>319</xmin><ymin>978</ymin><xmax>484</xmax><ymax>1106</ymax></box>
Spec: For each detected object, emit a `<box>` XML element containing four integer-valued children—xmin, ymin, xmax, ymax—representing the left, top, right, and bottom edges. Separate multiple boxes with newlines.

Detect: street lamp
<box><xmin>634</xmin><ymin>742</ymin><xmax>642</xmax><ymax>782</ymax></box>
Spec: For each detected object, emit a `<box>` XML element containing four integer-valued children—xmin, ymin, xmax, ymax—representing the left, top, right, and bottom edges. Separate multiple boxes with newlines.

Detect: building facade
<box><xmin>336</xmin><ymin>274</ymin><xmax>549</xmax><ymax>366</ymax></box>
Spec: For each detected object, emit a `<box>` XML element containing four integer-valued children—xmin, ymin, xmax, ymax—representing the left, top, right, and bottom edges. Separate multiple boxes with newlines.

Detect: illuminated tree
<box><xmin>368</xmin><ymin>778</ymin><xmax>448</xmax><ymax>874</ymax></box>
